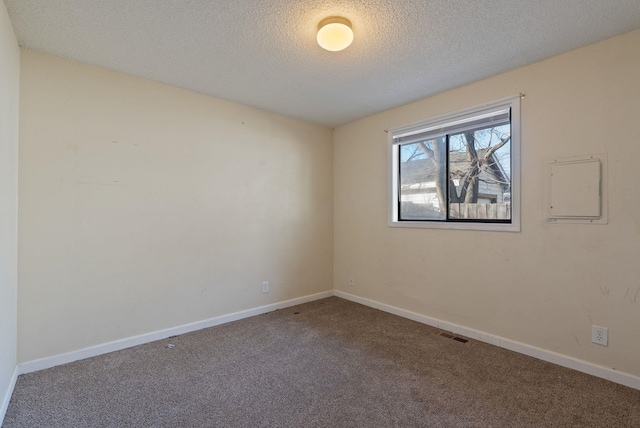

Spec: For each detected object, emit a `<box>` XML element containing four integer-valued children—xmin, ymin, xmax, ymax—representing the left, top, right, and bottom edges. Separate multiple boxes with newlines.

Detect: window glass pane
<box><xmin>448</xmin><ymin>123</ymin><xmax>511</xmax><ymax>220</ymax></box>
<box><xmin>399</xmin><ymin>137</ymin><xmax>447</xmax><ymax>220</ymax></box>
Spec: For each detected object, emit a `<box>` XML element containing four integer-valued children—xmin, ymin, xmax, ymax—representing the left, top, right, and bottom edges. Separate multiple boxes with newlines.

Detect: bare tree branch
<box><xmin>416</xmin><ymin>141</ymin><xmax>434</xmax><ymax>158</ymax></box>
<box><xmin>483</xmin><ymin>135</ymin><xmax>511</xmax><ymax>159</ymax></box>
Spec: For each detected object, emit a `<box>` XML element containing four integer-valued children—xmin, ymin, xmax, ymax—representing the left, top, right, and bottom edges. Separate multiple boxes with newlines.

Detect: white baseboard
<box><xmin>0</xmin><ymin>365</ymin><xmax>18</xmax><ymax>426</ymax></box>
<box><xmin>17</xmin><ymin>288</ymin><xmax>640</xmax><ymax>392</ymax></box>
<box><xmin>334</xmin><ymin>290</ymin><xmax>640</xmax><ymax>391</ymax></box>
<box><xmin>19</xmin><ymin>290</ymin><xmax>333</xmax><ymax>375</ymax></box>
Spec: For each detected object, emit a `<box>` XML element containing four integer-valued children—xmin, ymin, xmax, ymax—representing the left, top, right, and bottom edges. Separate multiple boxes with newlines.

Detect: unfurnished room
<box><xmin>1</xmin><ymin>1</ymin><xmax>640</xmax><ymax>427</ymax></box>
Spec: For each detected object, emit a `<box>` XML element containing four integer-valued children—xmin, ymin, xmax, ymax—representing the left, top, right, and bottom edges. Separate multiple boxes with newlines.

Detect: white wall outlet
<box><xmin>262</xmin><ymin>281</ymin><xmax>269</xmax><ymax>293</ymax></box>
<box><xmin>591</xmin><ymin>325</ymin><xmax>608</xmax><ymax>346</ymax></box>
<box><xmin>348</xmin><ymin>275</ymin><xmax>354</xmax><ymax>287</ymax></box>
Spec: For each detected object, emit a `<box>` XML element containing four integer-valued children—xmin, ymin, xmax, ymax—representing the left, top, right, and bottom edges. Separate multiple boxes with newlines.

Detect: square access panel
<box><xmin>545</xmin><ymin>154</ymin><xmax>607</xmax><ymax>224</ymax></box>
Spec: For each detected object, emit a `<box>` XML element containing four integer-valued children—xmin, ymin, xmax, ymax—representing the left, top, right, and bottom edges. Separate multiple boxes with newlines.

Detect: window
<box><xmin>389</xmin><ymin>96</ymin><xmax>520</xmax><ymax>231</ymax></box>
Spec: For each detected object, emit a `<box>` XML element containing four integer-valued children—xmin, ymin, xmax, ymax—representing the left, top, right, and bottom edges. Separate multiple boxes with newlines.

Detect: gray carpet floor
<box><xmin>3</xmin><ymin>297</ymin><xmax>640</xmax><ymax>427</ymax></box>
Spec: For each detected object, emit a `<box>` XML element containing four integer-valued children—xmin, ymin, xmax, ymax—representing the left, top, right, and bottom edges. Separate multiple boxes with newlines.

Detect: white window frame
<box><xmin>388</xmin><ymin>95</ymin><xmax>521</xmax><ymax>232</ymax></box>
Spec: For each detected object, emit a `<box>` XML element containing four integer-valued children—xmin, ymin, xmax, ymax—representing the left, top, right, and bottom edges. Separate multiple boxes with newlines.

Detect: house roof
<box><xmin>401</xmin><ymin>151</ymin><xmax>508</xmax><ymax>188</ymax></box>
<box><xmin>5</xmin><ymin>1</ymin><xmax>640</xmax><ymax>127</ymax></box>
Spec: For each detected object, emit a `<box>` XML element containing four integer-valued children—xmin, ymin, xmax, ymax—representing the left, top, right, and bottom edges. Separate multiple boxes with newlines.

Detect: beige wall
<box><xmin>334</xmin><ymin>29</ymin><xmax>640</xmax><ymax>377</ymax></box>
<box><xmin>0</xmin><ymin>0</ymin><xmax>19</xmax><ymax>409</ymax></box>
<box><xmin>18</xmin><ymin>50</ymin><xmax>333</xmax><ymax>362</ymax></box>
<box><xmin>12</xmin><ymin>23</ymin><xmax>640</xmax><ymax>382</ymax></box>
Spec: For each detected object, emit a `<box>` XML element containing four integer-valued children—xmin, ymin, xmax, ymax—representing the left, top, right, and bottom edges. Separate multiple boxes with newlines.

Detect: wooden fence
<box><xmin>449</xmin><ymin>203</ymin><xmax>510</xmax><ymax>220</ymax></box>
<box><xmin>400</xmin><ymin>202</ymin><xmax>510</xmax><ymax>220</ymax></box>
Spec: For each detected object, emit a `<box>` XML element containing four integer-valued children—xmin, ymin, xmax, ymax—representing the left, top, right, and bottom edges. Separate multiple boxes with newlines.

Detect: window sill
<box><xmin>388</xmin><ymin>220</ymin><xmax>520</xmax><ymax>232</ymax></box>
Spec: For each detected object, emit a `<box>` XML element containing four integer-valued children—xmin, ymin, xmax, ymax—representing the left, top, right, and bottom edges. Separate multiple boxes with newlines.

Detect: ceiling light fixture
<box><xmin>317</xmin><ymin>16</ymin><xmax>353</xmax><ymax>52</ymax></box>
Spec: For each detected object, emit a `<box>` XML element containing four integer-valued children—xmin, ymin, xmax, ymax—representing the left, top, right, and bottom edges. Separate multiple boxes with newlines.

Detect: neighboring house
<box><xmin>400</xmin><ymin>150</ymin><xmax>510</xmax><ymax>214</ymax></box>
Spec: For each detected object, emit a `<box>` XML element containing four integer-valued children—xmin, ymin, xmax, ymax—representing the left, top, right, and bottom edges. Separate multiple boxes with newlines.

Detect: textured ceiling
<box><xmin>5</xmin><ymin>0</ymin><xmax>640</xmax><ymax>127</ymax></box>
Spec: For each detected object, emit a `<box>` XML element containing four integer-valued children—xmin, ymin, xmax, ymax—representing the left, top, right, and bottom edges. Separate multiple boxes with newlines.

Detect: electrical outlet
<box><xmin>262</xmin><ymin>281</ymin><xmax>269</xmax><ymax>293</ymax></box>
<box><xmin>591</xmin><ymin>325</ymin><xmax>608</xmax><ymax>346</ymax></box>
<box><xmin>348</xmin><ymin>275</ymin><xmax>354</xmax><ymax>287</ymax></box>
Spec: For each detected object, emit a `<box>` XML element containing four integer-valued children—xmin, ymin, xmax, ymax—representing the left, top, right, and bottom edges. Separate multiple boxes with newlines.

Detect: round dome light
<box><xmin>317</xmin><ymin>16</ymin><xmax>353</xmax><ymax>52</ymax></box>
